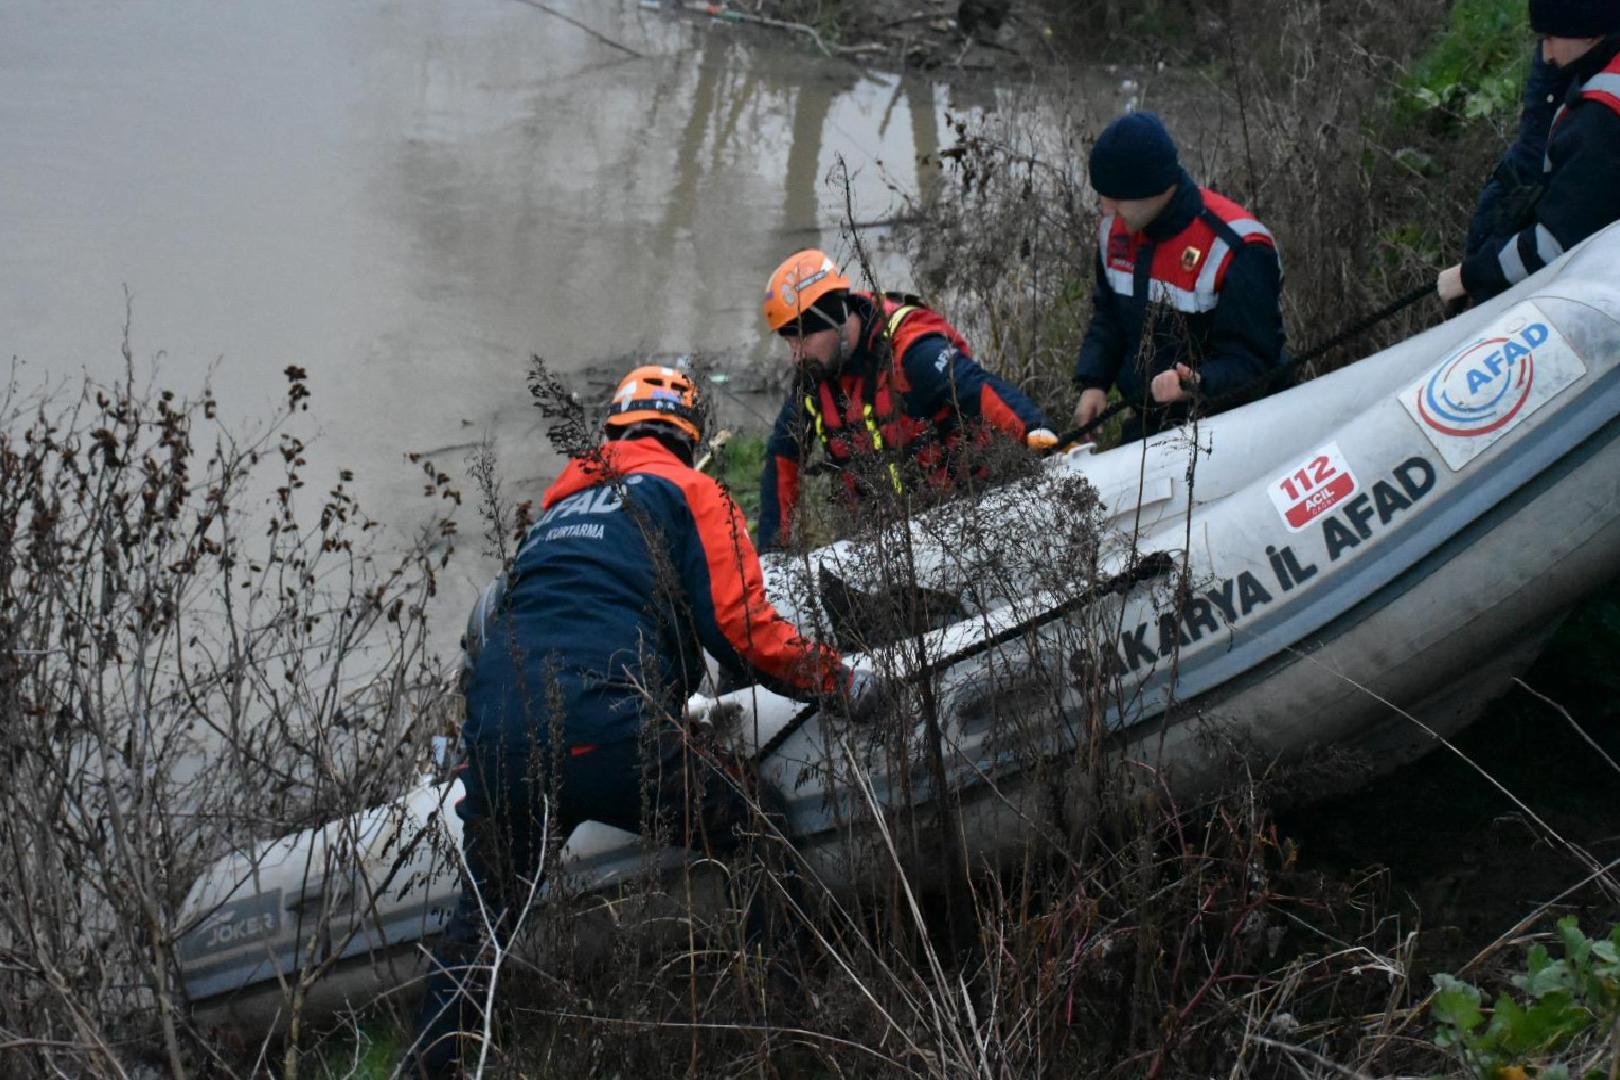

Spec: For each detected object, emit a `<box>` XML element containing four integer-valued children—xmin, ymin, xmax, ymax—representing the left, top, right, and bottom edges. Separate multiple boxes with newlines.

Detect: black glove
<box><xmin>842</xmin><ymin>666</ymin><xmax>895</xmax><ymax>724</ymax></box>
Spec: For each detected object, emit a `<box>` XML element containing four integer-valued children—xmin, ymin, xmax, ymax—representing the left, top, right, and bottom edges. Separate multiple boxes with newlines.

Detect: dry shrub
<box><xmin>430</xmin><ymin>369</ymin><xmax>1450</xmax><ymax>1079</ymax></box>
<box><xmin>0</xmin><ymin>314</ymin><xmax>457</xmax><ymax>1078</ymax></box>
<box><xmin>908</xmin><ymin>0</ymin><xmax>1515</xmax><ymax>412</ymax></box>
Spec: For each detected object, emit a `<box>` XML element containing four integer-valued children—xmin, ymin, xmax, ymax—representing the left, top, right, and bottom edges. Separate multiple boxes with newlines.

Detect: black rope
<box><xmin>752</xmin><ymin>283</ymin><xmax>1436</xmax><ymax>760</ymax></box>
<box><xmin>753</xmin><ymin>701</ymin><xmax>820</xmax><ymax>764</ymax></box>
<box><xmin>1047</xmin><ymin>281</ymin><xmax>1435</xmax><ymax>451</ymax></box>
<box><xmin>752</xmin><ymin>552</ymin><xmax>1175</xmax><ymax>762</ymax></box>
<box><xmin>1292</xmin><ymin>282</ymin><xmax>1435</xmax><ymax>365</ymax></box>
<box><xmin>1046</xmin><ymin>396</ymin><xmax>1134</xmax><ymax>452</ymax></box>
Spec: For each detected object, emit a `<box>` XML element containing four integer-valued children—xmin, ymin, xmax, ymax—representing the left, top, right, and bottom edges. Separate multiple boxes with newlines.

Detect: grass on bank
<box><xmin>714</xmin><ymin>429</ymin><xmax>844</xmax><ymax>549</ymax></box>
<box><xmin>1400</xmin><ymin>0</ymin><xmax>1532</xmax><ymax>124</ymax></box>
<box><xmin>308</xmin><ymin>1023</ymin><xmax>400</xmax><ymax>1080</ymax></box>
<box><xmin>716</xmin><ymin>429</ymin><xmax>767</xmax><ymax>529</ymax></box>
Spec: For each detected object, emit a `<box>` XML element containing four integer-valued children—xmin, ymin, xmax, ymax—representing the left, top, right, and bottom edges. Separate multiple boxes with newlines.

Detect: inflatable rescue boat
<box><xmin>175</xmin><ymin>223</ymin><xmax>1620</xmax><ymax>1033</ymax></box>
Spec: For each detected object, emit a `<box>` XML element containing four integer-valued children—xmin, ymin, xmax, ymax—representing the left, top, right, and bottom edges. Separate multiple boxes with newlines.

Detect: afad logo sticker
<box><xmin>1400</xmin><ymin>301</ymin><xmax>1585</xmax><ymax>471</ymax></box>
<box><xmin>1415</xmin><ymin>325</ymin><xmax>1543</xmax><ymax>437</ymax></box>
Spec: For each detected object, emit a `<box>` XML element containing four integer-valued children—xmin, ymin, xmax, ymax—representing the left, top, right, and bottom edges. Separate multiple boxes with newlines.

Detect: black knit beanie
<box><xmin>1530</xmin><ymin>0</ymin><xmax>1620</xmax><ymax>37</ymax></box>
<box><xmin>1089</xmin><ymin>112</ymin><xmax>1181</xmax><ymax>200</ymax></box>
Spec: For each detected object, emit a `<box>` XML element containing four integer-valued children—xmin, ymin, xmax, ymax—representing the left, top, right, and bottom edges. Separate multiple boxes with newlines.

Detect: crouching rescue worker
<box><xmin>1071</xmin><ymin>112</ymin><xmax>1287</xmax><ymax>443</ymax></box>
<box><xmin>757</xmin><ymin>249</ymin><xmax>1054</xmax><ymax>552</ymax></box>
<box><xmin>404</xmin><ymin>365</ymin><xmax>889</xmax><ymax>1077</ymax></box>
<box><xmin>1438</xmin><ymin>0</ymin><xmax>1620</xmax><ymax>306</ymax></box>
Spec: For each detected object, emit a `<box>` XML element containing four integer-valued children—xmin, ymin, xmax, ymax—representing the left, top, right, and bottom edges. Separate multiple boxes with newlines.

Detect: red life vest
<box><xmin>1548</xmin><ymin>50</ymin><xmax>1620</xmax><ymax>161</ymax></box>
<box><xmin>803</xmin><ymin>293</ymin><xmax>978</xmax><ymax>496</ymax></box>
<box><xmin>1097</xmin><ymin>188</ymin><xmax>1276</xmax><ymax>314</ymax></box>
<box><xmin>1577</xmin><ymin>50</ymin><xmax>1620</xmax><ymax>117</ymax></box>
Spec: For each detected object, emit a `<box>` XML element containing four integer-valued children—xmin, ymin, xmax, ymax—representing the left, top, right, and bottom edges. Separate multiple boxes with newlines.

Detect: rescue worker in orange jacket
<box><xmin>405</xmin><ymin>365</ymin><xmax>888</xmax><ymax>1077</ymax></box>
<box><xmin>757</xmin><ymin>250</ymin><xmax>1054</xmax><ymax>551</ymax></box>
<box><xmin>1072</xmin><ymin>112</ymin><xmax>1287</xmax><ymax>443</ymax></box>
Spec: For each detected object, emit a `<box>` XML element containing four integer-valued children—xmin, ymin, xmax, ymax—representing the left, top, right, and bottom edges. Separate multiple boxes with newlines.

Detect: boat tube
<box><xmin>175</xmin><ymin>223</ymin><xmax>1620</xmax><ymax>1035</ymax></box>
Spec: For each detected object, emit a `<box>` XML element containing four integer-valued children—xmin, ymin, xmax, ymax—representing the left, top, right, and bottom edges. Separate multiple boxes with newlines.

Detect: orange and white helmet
<box><xmin>603</xmin><ymin>365</ymin><xmax>704</xmax><ymax>444</ymax></box>
<box><xmin>762</xmin><ymin>249</ymin><xmax>851</xmax><ymax>333</ymax></box>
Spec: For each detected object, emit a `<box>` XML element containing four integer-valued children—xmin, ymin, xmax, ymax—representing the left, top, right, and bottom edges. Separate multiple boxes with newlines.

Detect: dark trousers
<box><xmin>403</xmin><ymin>725</ymin><xmax>797</xmax><ymax>1078</ymax></box>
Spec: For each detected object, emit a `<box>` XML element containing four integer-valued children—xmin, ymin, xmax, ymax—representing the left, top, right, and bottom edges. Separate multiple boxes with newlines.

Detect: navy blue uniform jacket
<box><xmin>1463</xmin><ymin>36</ymin><xmax>1620</xmax><ymax>301</ymax></box>
<box><xmin>464</xmin><ymin>438</ymin><xmax>842</xmax><ymax>751</ymax></box>
<box><xmin>1073</xmin><ymin>175</ymin><xmax>1286</xmax><ymax>438</ymax></box>
<box><xmin>1466</xmin><ymin>46</ymin><xmax>1575</xmax><ymax>257</ymax></box>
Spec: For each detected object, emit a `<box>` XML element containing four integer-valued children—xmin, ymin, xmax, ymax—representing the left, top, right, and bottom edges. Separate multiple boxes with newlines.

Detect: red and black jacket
<box><xmin>1074</xmin><ymin>174</ymin><xmax>1287</xmax><ymax>438</ymax></box>
<box><xmin>1462</xmin><ymin>36</ymin><xmax>1620</xmax><ymax>301</ymax></box>
<box><xmin>463</xmin><ymin>438</ymin><xmax>842</xmax><ymax>748</ymax></box>
<box><xmin>758</xmin><ymin>292</ymin><xmax>1049</xmax><ymax>551</ymax></box>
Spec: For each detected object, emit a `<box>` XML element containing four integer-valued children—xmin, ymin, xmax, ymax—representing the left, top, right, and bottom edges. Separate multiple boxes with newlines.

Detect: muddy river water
<box><xmin>1</xmin><ymin>0</ymin><xmax>1142</xmax><ymax>648</ymax></box>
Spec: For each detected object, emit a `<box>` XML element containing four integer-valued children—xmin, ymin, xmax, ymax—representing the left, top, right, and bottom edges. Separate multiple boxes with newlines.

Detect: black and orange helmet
<box><xmin>602</xmin><ymin>364</ymin><xmax>704</xmax><ymax>444</ymax></box>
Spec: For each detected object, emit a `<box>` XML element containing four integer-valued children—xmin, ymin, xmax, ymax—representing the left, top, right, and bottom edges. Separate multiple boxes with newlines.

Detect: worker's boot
<box><xmin>401</xmin><ymin>815</ymin><xmax>513</xmax><ymax>1079</ymax></box>
<box><xmin>402</xmin><ymin>927</ymin><xmax>485</xmax><ymax>1079</ymax></box>
<box><xmin>741</xmin><ymin>780</ymin><xmax>816</xmax><ymax>984</ymax></box>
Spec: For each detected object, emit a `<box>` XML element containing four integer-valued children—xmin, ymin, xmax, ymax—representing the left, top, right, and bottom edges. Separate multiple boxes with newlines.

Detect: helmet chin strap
<box><xmin>831</xmin><ymin>298</ymin><xmax>856</xmax><ymax>368</ymax></box>
<box><xmin>834</xmin><ymin>326</ymin><xmax>855</xmax><ymax>367</ymax></box>
<box><xmin>806</xmin><ymin>328</ymin><xmax>854</xmax><ymax>382</ymax></box>
<box><xmin>793</xmin><ymin>296</ymin><xmax>855</xmax><ymax>381</ymax></box>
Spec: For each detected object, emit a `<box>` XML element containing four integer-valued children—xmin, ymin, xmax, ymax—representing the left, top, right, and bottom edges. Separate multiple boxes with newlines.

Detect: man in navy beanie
<box><xmin>1072</xmin><ymin>112</ymin><xmax>1287</xmax><ymax>443</ymax></box>
<box><xmin>1439</xmin><ymin>0</ymin><xmax>1620</xmax><ymax>304</ymax></box>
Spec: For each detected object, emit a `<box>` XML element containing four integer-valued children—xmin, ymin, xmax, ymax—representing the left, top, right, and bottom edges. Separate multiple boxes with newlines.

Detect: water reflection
<box><xmin>0</xmin><ymin>0</ymin><xmax>973</xmax><ymax>643</ymax></box>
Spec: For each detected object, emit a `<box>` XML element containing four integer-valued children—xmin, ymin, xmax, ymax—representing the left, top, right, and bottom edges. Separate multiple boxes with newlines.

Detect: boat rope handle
<box><xmin>1292</xmin><ymin>281</ymin><xmax>1437</xmax><ymax>365</ymax></box>
<box><xmin>751</xmin><ymin>551</ymin><xmax>1176</xmax><ymax>763</ymax></box>
<box><xmin>1047</xmin><ymin>280</ymin><xmax>1436</xmax><ymax>451</ymax></box>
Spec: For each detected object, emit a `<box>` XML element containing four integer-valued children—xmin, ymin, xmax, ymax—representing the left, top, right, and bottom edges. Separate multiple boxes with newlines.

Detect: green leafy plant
<box><xmin>718</xmin><ymin>430</ymin><xmax>768</xmax><ymax>530</ymax></box>
<box><xmin>1400</xmin><ymin>0</ymin><xmax>1530</xmax><ymax>125</ymax></box>
<box><xmin>312</xmin><ymin>1023</ymin><xmax>403</xmax><ymax>1080</ymax></box>
<box><xmin>1430</xmin><ymin>917</ymin><xmax>1620</xmax><ymax>1079</ymax></box>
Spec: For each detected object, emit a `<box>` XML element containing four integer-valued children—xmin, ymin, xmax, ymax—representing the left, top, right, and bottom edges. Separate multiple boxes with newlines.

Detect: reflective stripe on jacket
<box><xmin>1464</xmin><ymin>38</ymin><xmax>1620</xmax><ymax>300</ymax></box>
<box><xmin>1095</xmin><ymin>189</ymin><xmax>1275</xmax><ymax>315</ymax></box>
<box><xmin>757</xmin><ymin>292</ymin><xmax>1048</xmax><ymax>550</ymax></box>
